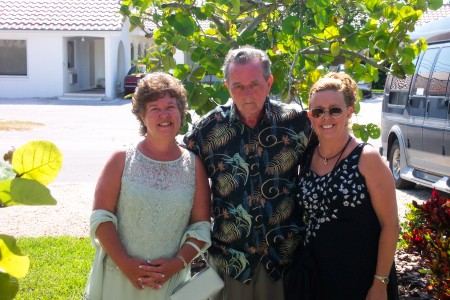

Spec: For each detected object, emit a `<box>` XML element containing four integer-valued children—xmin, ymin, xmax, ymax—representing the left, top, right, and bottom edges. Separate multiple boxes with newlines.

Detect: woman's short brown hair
<box><xmin>131</xmin><ymin>72</ymin><xmax>188</xmax><ymax>136</ymax></box>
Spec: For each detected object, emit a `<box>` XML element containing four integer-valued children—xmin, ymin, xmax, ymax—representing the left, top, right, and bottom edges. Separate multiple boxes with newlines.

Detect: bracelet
<box><xmin>374</xmin><ymin>274</ymin><xmax>389</xmax><ymax>284</ymax></box>
<box><xmin>176</xmin><ymin>255</ymin><xmax>188</xmax><ymax>268</ymax></box>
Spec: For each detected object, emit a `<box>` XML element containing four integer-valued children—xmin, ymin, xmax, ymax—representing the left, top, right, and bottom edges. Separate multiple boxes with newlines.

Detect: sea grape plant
<box><xmin>0</xmin><ymin>140</ymin><xmax>62</xmax><ymax>300</ymax></box>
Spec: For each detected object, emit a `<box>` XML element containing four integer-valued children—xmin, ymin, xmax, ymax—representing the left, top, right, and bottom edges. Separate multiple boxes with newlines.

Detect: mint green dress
<box><xmin>85</xmin><ymin>146</ymin><xmax>211</xmax><ymax>300</ymax></box>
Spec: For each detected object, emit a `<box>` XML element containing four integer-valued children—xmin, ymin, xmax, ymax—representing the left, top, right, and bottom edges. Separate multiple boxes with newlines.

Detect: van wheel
<box><xmin>388</xmin><ymin>140</ymin><xmax>416</xmax><ymax>189</ymax></box>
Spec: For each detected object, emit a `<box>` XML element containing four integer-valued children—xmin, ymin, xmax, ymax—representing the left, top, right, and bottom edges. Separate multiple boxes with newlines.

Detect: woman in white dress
<box><xmin>84</xmin><ymin>72</ymin><xmax>211</xmax><ymax>300</ymax></box>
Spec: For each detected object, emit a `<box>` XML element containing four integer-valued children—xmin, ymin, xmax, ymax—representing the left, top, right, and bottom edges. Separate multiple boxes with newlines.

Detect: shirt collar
<box><xmin>229</xmin><ymin>96</ymin><xmax>273</xmax><ymax>125</ymax></box>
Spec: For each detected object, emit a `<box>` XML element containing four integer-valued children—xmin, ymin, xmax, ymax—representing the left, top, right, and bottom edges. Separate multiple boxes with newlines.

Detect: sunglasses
<box><xmin>309</xmin><ymin>106</ymin><xmax>348</xmax><ymax>118</ymax></box>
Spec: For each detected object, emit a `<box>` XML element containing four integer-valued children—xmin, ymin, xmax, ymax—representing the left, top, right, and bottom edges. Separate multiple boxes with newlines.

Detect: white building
<box><xmin>0</xmin><ymin>0</ymin><xmax>154</xmax><ymax>100</ymax></box>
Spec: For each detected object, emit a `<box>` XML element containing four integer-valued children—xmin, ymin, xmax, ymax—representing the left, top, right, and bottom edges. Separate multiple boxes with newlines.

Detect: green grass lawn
<box><xmin>16</xmin><ymin>236</ymin><xmax>94</xmax><ymax>300</ymax></box>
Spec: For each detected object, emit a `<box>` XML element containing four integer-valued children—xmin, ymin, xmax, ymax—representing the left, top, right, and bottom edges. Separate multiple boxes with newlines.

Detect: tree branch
<box><xmin>298</xmin><ymin>48</ymin><xmax>391</xmax><ymax>73</ymax></box>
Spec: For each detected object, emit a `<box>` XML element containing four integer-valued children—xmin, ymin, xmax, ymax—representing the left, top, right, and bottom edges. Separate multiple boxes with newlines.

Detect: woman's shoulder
<box><xmin>358</xmin><ymin>142</ymin><xmax>389</xmax><ymax>175</ymax></box>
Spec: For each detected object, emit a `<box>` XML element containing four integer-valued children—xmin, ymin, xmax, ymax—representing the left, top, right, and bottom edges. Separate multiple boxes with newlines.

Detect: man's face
<box><xmin>225</xmin><ymin>60</ymin><xmax>273</xmax><ymax>124</ymax></box>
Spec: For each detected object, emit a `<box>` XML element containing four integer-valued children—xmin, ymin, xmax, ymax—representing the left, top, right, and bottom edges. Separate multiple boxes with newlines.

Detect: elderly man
<box><xmin>184</xmin><ymin>46</ymin><xmax>312</xmax><ymax>300</ymax></box>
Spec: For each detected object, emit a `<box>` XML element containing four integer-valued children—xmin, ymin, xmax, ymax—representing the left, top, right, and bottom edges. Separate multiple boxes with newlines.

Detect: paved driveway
<box><xmin>0</xmin><ymin>96</ymin><xmax>382</xmax><ymax>183</ymax></box>
<box><xmin>0</xmin><ymin>98</ymin><xmax>140</xmax><ymax>183</ymax></box>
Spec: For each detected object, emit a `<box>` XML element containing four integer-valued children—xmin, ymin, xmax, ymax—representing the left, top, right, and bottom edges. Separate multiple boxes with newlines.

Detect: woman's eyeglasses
<box><xmin>309</xmin><ymin>106</ymin><xmax>348</xmax><ymax>118</ymax></box>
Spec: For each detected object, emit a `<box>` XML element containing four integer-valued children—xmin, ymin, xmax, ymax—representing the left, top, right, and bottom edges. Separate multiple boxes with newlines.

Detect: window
<box><xmin>412</xmin><ymin>48</ymin><xmax>439</xmax><ymax>96</ymax></box>
<box><xmin>68</xmin><ymin>41</ymin><xmax>75</xmax><ymax>69</ymax></box>
<box><xmin>0</xmin><ymin>40</ymin><xmax>27</xmax><ymax>76</ymax></box>
<box><xmin>388</xmin><ymin>72</ymin><xmax>414</xmax><ymax>106</ymax></box>
<box><xmin>429</xmin><ymin>47</ymin><xmax>450</xmax><ymax>97</ymax></box>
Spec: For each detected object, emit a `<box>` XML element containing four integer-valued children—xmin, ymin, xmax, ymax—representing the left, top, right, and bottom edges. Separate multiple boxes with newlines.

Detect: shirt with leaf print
<box><xmin>183</xmin><ymin>98</ymin><xmax>312</xmax><ymax>283</ymax></box>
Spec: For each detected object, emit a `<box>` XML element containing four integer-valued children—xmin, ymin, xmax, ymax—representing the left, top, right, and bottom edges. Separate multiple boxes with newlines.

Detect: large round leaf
<box><xmin>0</xmin><ymin>235</ymin><xmax>29</xmax><ymax>278</ymax></box>
<box><xmin>0</xmin><ymin>178</ymin><xmax>57</xmax><ymax>207</ymax></box>
<box><xmin>0</xmin><ymin>271</ymin><xmax>19</xmax><ymax>300</ymax></box>
<box><xmin>12</xmin><ymin>141</ymin><xmax>63</xmax><ymax>186</ymax></box>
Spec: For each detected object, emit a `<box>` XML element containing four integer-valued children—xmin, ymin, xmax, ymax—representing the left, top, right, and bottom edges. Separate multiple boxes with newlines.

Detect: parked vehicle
<box><xmin>381</xmin><ymin>39</ymin><xmax>450</xmax><ymax>193</ymax></box>
<box><xmin>124</xmin><ymin>65</ymin><xmax>147</xmax><ymax>96</ymax></box>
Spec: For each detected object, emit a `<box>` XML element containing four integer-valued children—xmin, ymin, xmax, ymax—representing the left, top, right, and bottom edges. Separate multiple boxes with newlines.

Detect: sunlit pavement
<box><xmin>0</xmin><ymin>95</ymin><xmax>383</xmax><ymax>183</ymax></box>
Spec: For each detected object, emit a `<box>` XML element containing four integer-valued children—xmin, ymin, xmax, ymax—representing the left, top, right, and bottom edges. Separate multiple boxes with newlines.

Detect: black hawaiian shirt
<box><xmin>183</xmin><ymin>98</ymin><xmax>312</xmax><ymax>283</ymax></box>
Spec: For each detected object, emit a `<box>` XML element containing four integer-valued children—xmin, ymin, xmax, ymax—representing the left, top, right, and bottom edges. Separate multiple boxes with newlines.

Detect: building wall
<box><xmin>0</xmin><ymin>32</ymin><xmax>64</xmax><ymax>98</ymax></box>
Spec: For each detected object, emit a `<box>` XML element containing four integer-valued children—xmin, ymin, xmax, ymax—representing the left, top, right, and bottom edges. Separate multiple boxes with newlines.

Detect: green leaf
<box><xmin>179</xmin><ymin>121</ymin><xmax>189</xmax><ymax>135</ymax></box>
<box><xmin>354</xmin><ymin>100</ymin><xmax>361</xmax><ymax>115</ymax></box>
<box><xmin>12</xmin><ymin>141</ymin><xmax>62</xmax><ymax>186</ymax></box>
<box><xmin>314</xmin><ymin>8</ymin><xmax>328</xmax><ymax>30</ymax></box>
<box><xmin>0</xmin><ymin>178</ymin><xmax>57</xmax><ymax>207</ymax></box>
<box><xmin>330</xmin><ymin>42</ymin><xmax>340</xmax><ymax>56</ymax></box>
<box><xmin>188</xmin><ymin>85</ymin><xmax>210</xmax><ymax>110</ymax></box>
<box><xmin>315</xmin><ymin>0</ymin><xmax>329</xmax><ymax>8</ymax></box>
<box><xmin>305</xmin><ymin>0</ymin><xmax>316</xmax><ymax>9</ymax></box>
<box><xmin>323</xmin><ymin>25</ymin><xmax>340</xmax><ymax>39</ymax></box>
<box><xmin>162</xmin><ymin>55</ymin><xmax>177</xmax><ymax>71</ymax></box>
<box><xmin>171</xmin><ymin>36</ymin><xmax>191</xmax><ymax>52</ymax></box>
<box><xmin>173</xmin><ymin>64</ymin><xmax>190</xmax><ymax>82</ymax></box>
<box><xmin>202</xmin><ymin>59</ymin><xmax>222</xmax><ymax>75</ymax></box>
<box><xmin>0</xmin><ymin>271</ymin><xmax>19</xmax><ymax>300</ymax></box>
<box><xmin>230</xmin><ymin>0</ymin><xmax>240</xmax><ymax>15</ymax></box>
<box><xmin>366</xmin><ymin>123</ymin><xmax>381</xmax><ymax>139</ymax></box>
<box><xmin>212</xmin><ymin>85</ymin><xmax>230</xmax><ymax>104</ymax></box>
<box><xmin>428</xmin><ymin>0</ymin><xmax>443</xmax><ymax>10</ymax></box>
<box><xmin>170</xmin><ymin>12</ymin><xmax>196</xmax><ymax>37</ymax></box>
<box><xmin>0</xmin><ymin>235</ymin><xmax>29</xmax><ymax>278</ymax></box>
<box><xmin>189</xmin><ymin>66</ymin><xmax>207</xmax><ymax>83</ymax></box>
<box><xmin>282</xmin><ymin>16</ymin><xmax>299</xmax><ymax>35</ymax></box>
<box><xmin>191</xmin><ymin>47</ymin><xmax>206</xmax><ymax>63</ymax></box>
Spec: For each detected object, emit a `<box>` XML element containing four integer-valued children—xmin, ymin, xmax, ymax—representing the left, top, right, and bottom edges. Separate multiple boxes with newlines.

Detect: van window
<box><xmin>389</xmin><ymin>74</ymin><xmax>414</xmax><ymax>106</ymax></box>
<box><xmin>412</xmin><ymin>48</ymin><xmax>439</xmax><ymax>96</ymax></box>
<box><xmin>429</xmin><ymin>47</ymin><xmax>450</xmax><ymax>97</ymax></box>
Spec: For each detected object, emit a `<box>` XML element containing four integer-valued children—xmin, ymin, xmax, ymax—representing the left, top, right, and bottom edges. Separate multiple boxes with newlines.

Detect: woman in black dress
<box><xmin>291</xmin><ymin>72</ymin><xmax>399</xmax><ymax>300</ymax></box>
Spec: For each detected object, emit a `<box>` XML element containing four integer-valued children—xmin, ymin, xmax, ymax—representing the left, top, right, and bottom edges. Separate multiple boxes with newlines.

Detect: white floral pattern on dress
<box><xmin>298</xmin><ymin>151</ymin><xmax>369</xmax><ymax>244</ymax></box>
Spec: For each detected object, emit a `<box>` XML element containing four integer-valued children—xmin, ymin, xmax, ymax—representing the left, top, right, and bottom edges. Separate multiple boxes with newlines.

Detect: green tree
<box><xmin>121</xmin><ymin>0</ymin><xmax>442</xmax><ymax>138</ymax></box>
<box><xmin>0</xmin><ymin>141</ymin><xmax>62</xmax><ymax>300</ymax></box>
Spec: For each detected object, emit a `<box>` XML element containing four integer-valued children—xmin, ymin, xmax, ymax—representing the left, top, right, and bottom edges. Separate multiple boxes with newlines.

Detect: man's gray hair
<box><xmin>222</xmin><ymin>46</ymin><xmax>272</xmax><ymax>82</ymax></box>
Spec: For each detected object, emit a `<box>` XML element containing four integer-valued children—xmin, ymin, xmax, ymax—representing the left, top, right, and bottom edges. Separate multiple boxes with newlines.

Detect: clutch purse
<box><xmin>171</xmin><ymin>243</ymin><xmax>224</xmax><ymax>300</ymax></box>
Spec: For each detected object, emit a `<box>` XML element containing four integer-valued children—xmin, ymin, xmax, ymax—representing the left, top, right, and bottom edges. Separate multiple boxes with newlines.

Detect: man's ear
<box><xmin>266</xmin><ymin>75</ymin><xmax>274</xmax><ymax>89</ymax></box>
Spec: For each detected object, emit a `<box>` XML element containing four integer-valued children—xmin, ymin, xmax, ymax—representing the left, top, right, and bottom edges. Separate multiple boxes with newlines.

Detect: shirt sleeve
<box><xmin>183</xmin><ymin>123</ymin><xmax>202</xmax><ymax>156</ymax></box>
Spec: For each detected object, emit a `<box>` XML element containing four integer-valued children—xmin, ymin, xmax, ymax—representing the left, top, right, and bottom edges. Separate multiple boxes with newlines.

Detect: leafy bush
<box><xmin>401</xmin><ymin>189</ymin><xmax>450</xmax><ymax>299</ymax></box>
<box><xmin>0</xmin><ymin>141</ymin><xmax>62</xmax><ymax>300</ymax></box>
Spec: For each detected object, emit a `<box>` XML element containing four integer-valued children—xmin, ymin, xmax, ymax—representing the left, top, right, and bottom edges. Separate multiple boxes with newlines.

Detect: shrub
<box><xmin>401</xmin><ymin>189</ymin><xmax>450</xmax><ymax>299</ymax></box>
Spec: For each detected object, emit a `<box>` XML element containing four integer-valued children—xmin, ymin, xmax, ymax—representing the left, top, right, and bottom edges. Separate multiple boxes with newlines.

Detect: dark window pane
<box><xmin>0</xmin><ymin>40</ymin><xmax>27</xmax><ymax>76</ymax></box>
<box><xmin>429</xmin><ymin>47</ymin><xmax>450</xmax><ymax>96</ymax></box>
<box><xmin>412</xmin><ymin>48</ymin><xmax>439</xmax><ymax>96</ymax></box>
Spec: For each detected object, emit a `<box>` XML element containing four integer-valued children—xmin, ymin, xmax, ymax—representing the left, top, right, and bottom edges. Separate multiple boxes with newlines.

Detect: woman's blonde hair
<box><xmin>309</xmin><ymin>72</ymin><xmax>358</xmax><ymax>107</ymax></box>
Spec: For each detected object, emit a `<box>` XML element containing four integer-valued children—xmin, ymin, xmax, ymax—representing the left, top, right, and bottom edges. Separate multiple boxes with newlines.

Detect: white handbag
<box><xmin>171</xmin><ymin>242</ymin><xmax>224</xmax><ymax>300</ymax></box>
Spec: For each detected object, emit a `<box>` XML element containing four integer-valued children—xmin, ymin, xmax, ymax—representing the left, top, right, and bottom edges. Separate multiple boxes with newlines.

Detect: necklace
<box><xmin>316</xmin><ymin>136</ymin><xmax>352</xmax><ymax>165</ymax></box>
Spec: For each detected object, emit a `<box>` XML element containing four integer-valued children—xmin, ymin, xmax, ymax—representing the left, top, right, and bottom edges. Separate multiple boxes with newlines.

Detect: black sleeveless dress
<box><xmin>292</xmin><ymin>143</ymin><xmax>398</xmax><ymax>300</ymax></box>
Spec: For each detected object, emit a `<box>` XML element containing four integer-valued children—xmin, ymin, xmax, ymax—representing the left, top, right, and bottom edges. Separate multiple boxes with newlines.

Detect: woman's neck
<box><xmin>317</xmin><ymin>134</ymin><xmax>352</xmax><ymax>157</ymax></box>
<box><xmin>139</xmin><ymin>138</ymin><xmax>181</xmax><ymax>161</ymax></box>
